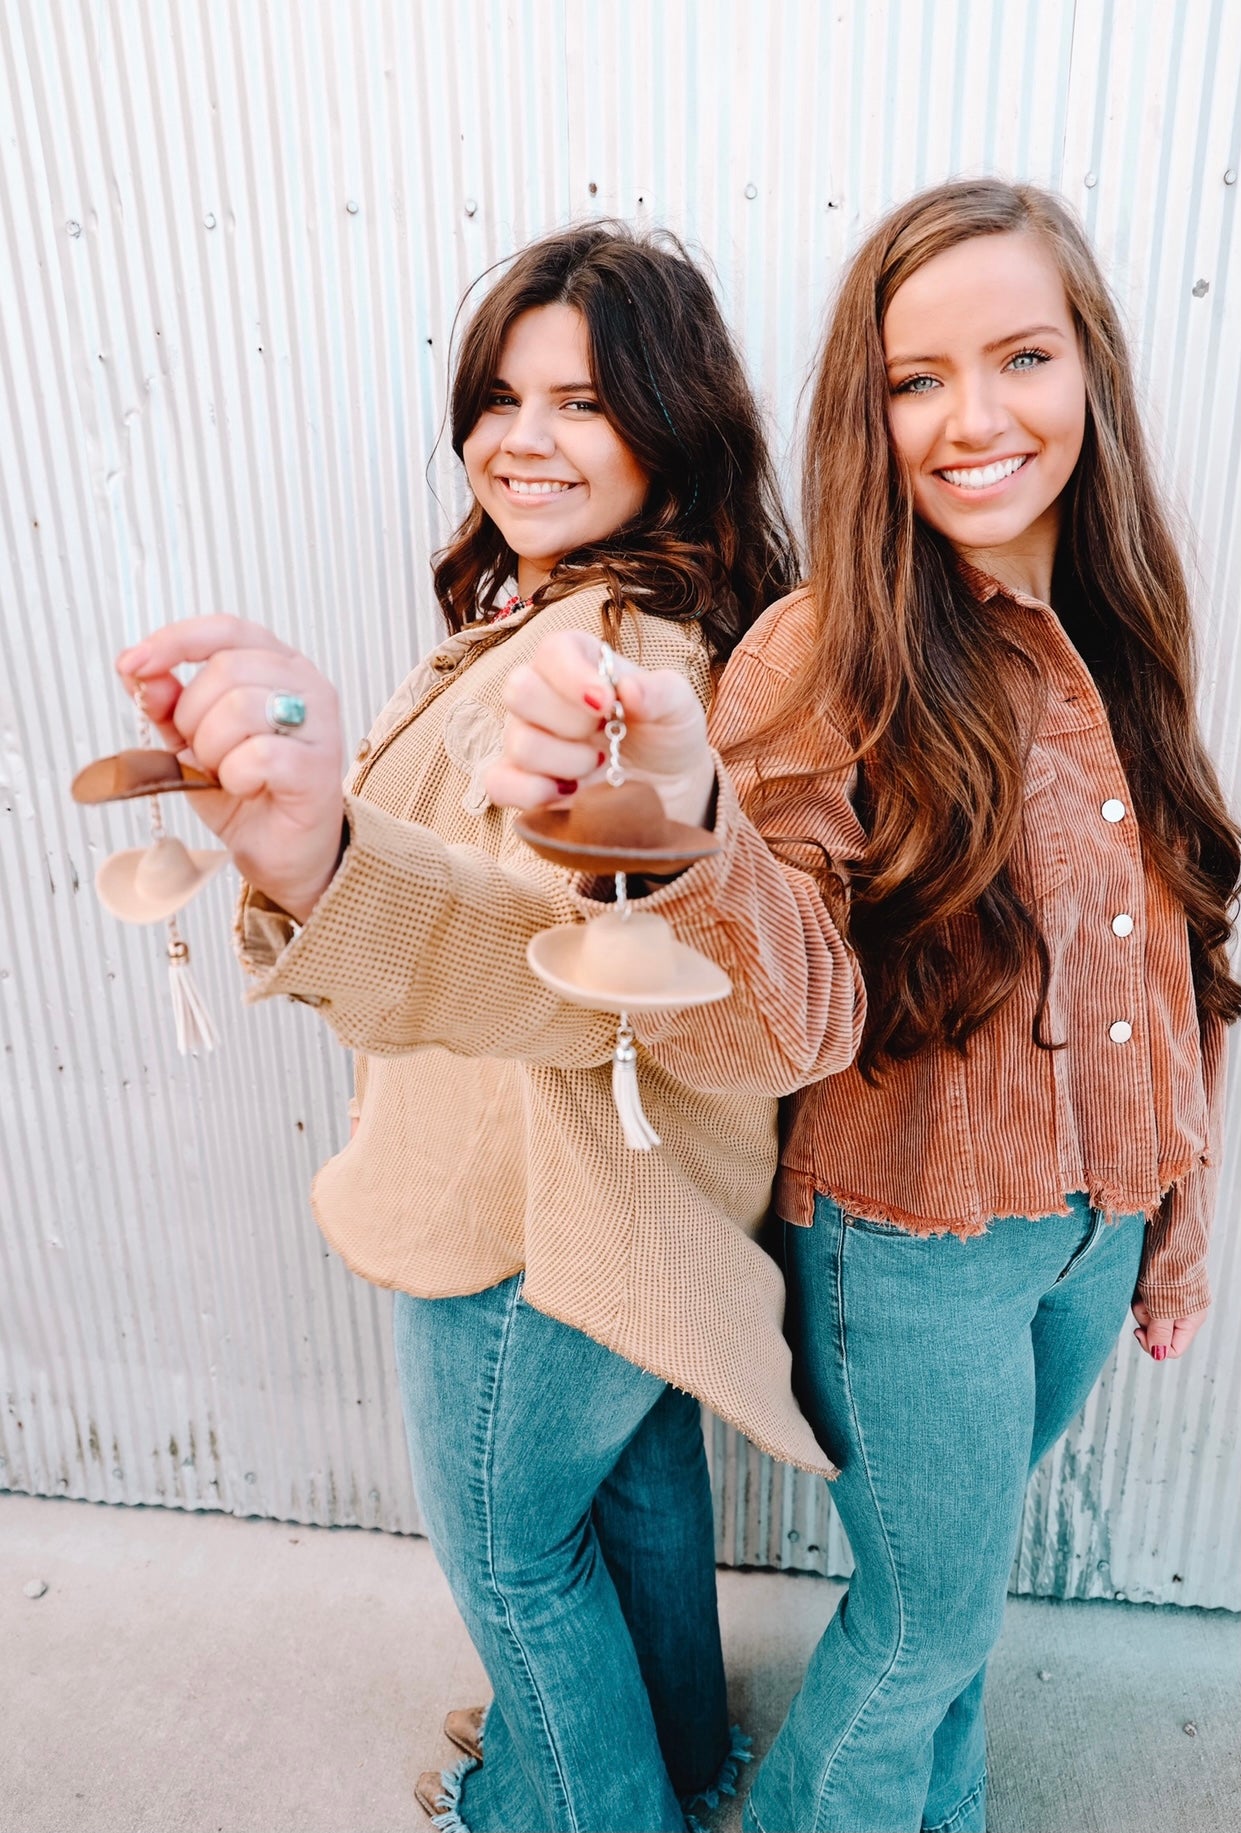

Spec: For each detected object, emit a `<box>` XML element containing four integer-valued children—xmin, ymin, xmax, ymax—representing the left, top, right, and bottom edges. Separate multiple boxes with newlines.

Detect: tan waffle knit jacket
<box><xmin>236</xmin><ymin>583</ymin><xmax>865</xmax><ymax>1477</ymax></box>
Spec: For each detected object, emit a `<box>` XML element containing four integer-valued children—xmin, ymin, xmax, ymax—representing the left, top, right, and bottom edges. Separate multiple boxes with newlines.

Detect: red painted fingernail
<box><xmin>554</xmin><ymin>779</ymin><xmax>577</xmax><ymax>796</ymax></box>
<box><xmin>1151</xmin><ymin>1345</ymin><xmax>1168</xmax><ymax>1361</ymax></box>
<box><xmin>583</xmin><ymin>689</ymin><xmax>608</xmax><ymax>711</ymax></box>
<box><xmin>596</xmin><ymin>751</ymin><xmax>606</xmax><ymax>766</ymax></box>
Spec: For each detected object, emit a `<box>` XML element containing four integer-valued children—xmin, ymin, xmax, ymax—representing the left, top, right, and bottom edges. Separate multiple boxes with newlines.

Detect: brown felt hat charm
<box><xmin>70</xmin><ymin>748</ymin><xmax>216</xmax><ymax>805</ymax></box>
<box><xmin>515</xmin><ymin>779</ymin><xmax>721</xmax><ymax>876</ymax></box>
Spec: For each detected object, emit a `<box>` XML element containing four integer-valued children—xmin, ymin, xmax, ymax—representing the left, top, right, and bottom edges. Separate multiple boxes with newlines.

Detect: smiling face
<box><xmin>883</xmin><ymin>230</ymin><xmax>1087</xmax><ymax>598</ymax></box>
<box><xmin>462</xmin><ymin>302</ymin><xmax>650</xmax><ymax>598</ymax></box>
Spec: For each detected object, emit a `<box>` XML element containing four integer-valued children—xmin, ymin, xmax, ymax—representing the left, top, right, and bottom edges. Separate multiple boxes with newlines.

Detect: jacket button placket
<box><xmin>1099</xmin><ymin>794</ymin><xmax>1142</xmax><ymax>1063</ymax></box>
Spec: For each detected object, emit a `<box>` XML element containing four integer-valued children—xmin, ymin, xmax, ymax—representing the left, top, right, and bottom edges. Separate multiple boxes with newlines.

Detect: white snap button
<box><xmin>1111</xmin><ymin>913</ymin><xmax>1134</xmax><ymax>936</ymax></box>
<box><xmin>1101</xmin><ymin>798</ymin><xmax>1126</xmax><ymax>822</ymax></box>
<box><xmin>1108</xmin><ymin>1019</ymin><xmax>1133</xmax><ymax>1043</ymax></box>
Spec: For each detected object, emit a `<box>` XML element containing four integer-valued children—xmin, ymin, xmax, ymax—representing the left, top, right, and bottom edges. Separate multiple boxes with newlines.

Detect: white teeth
<box><xmin>505</xmin><ymin>478</ymin><xmax>574</xmax><ymax>496</ymax></box>
<box><xmin>939</xmin><ymin>455</ymin><xmax>1029</xmax><ymax>489</ymax></box>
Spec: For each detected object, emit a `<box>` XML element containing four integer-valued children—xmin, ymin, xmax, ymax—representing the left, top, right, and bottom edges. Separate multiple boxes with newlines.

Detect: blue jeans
<box><xmin>744</xmin><ymin>1193</ymin><xmax>1144</xmax><ymax>1833</ymax></box>
<box><xmin>393</xmin><ymin>1277</ymin><xmax>730</xmax><ymax>1832</ymax></box>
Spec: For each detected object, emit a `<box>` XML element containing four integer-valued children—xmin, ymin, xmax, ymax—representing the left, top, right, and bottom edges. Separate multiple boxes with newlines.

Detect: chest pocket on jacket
<box><xmin>1017</xmin><ymin>745</ymin><xmax>1071</xmax><ymax>897</ymax></box>
<box><xmin>442</xmin><ymin>698</ymin><xmax>505</xmax><ymax>816</ymax></box>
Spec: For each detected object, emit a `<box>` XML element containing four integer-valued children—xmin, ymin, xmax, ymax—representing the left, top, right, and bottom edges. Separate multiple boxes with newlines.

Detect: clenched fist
<box><xmin>116</xmin><ymin>616</ymin><xmax>346</xmax><ymax>923</ymax></box>
<box><xmin>484</xmin><ymin>629</ymin><xmax>716</xmax><ymax>826</ymax></box>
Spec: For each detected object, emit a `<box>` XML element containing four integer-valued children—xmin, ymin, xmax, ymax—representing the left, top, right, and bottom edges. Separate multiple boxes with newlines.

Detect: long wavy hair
<box><xmin>741</xmin><ymin>178</ymin><xmax>1240</xmax><ymax>1079</ymax></box>
<box><xmin>432</xmin><ymin>222</ymin><xmax>797</xmax><ymax>663</ymax></box>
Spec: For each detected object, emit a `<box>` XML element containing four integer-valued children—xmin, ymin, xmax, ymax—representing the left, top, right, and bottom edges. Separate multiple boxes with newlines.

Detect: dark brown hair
<box><xmin>743</xmin><ymin>178</ymin><xmax>1239</xmax><ymax>1078</ymax></box>
<box><xmin>432</xmin><ymin>221</ymin><xmax>796</xmax><ymax>663</ymax></box>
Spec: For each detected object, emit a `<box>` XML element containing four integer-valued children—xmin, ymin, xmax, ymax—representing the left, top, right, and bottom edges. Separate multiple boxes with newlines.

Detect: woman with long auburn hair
<box><xmin>111</xmin><ymin>222</ymin><xmax>859</xmax><ymax>1833</ymax></box>
<box><xmin>493</xmin><ymin>179</ymin><xmax>1239</xmax><ymax>1831</ymax></box>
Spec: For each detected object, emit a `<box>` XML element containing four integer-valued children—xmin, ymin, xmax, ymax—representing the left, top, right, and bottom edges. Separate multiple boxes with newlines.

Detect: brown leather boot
<box><xmin>414</xmin><ymin>1771</ymin><xmax>444</xmax><ymax>1818</ymax></box>
<box><xmin>443</xmin><ymin>1703</ymin><xmax>486</xmax><ymax>1762</ymax></box>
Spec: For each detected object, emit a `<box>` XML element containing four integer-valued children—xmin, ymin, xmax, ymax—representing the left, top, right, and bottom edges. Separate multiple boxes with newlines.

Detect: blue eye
<box><xmin>893</xmin><ymin>373</ymin><xmax>940</xmax><ymax>395</ymax></box>
<box><xmin>1008</xmin><ymin>348</ymin><xmax>1051</xmax><ymax>371</ymax></box>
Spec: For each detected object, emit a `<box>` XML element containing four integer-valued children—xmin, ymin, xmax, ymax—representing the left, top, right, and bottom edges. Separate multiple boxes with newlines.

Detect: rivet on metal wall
<box><xmin>345</xmin><ymin>199</ymin><xmax>360</xmax><ymax>215</ymax></box>
<box><xmin>1225</xmin><ymin>169</ymin><xmax>1238</xmax><ymax>186</ymax></box>
<box><xmin>1084</xmin><ymin>171</ymin><xmax>1098</xmax><ymax>188</ymax></box>
<box><xmin>464</xmin><ymin>198</ymin><xmax>478</xmax><ymax>217</ymax></box>
<box><xmin>65</xmin><ymin>219</ymin><xmax>81</xmax><ymax>238</ymax></box>
<box><xmin>745</xmin><ymin>182</ymin><xmax>758</xmax><ymax>199</ymax></box>
<box><xmin>1192</xmin><ymin>278</ymin><xmax>1210</xmax><ymax>297</ymax></box>
<box><xmin>203</xmin><ymin>212</ymin><xmax>217</xmax><ymax>230</ymax></box>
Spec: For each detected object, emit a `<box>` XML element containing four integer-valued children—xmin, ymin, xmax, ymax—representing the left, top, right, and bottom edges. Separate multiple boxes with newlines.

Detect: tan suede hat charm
<box><xmin>71</xmin><ymin>698</ymin><xmax>223</xmax><ymax>1056</ymax></box>
<box><xmin>95</xmin><ymin>836</ymin><xmax>228</xmax><ymax>925</ymax></box>
<box><xmin>526</xmin><ymin>906</ymin><xmax>730</xmax><ymax>1013</ymax></box>
<box><xmin>516</xmin><ymin>644</ymin><xmax>731</xmax><ymax>1150</ymax></box>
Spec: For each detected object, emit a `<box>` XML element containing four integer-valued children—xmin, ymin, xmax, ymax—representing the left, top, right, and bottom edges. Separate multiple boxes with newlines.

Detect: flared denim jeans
<box><xmin>393</xmin><ymin>1276</ymin><xmax>733</xmax><ymax>1833</ymax></box>
<box><xmin>744</xmin><ymin>1192</ymin><xmax>1144</xmax><ymax>1833</ymax></box>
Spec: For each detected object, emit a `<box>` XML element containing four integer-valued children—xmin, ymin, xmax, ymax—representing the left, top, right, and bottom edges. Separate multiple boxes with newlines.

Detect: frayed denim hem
<box><xmin>683</xmin><ymin>1725</ymin><xmax>754</xmax><ymax>1832</ymax></box>
<box><xmin>427</xmin><ymin>1754</ymin><xmax>480</xmax><ymax>1832</ymax></box>
<box><xmin>923</xmin><ymin>1769</ymin><xmax>987</xmax><ymax>1833</ymax></box>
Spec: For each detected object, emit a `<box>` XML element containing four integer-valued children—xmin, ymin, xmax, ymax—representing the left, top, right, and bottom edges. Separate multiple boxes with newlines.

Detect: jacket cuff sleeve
<box><xmin>234</xmin><ymin>882</ymin><xmax>300</xmax><ymax>976</ymax></box>
<box><xmin>1134</xmin><ymin>1013</ymin><xmax>1227</xmax><ymax>1319</ymax></box>
<box><xmin>234</xmin><ymin>818</ymin><xmax>351</xmax><ymax>976</ymax></box>
<box><xmin>1135</xmin><ymin>1199</ymin><xmax>1212</xmax><ymax>1318</ymax></box>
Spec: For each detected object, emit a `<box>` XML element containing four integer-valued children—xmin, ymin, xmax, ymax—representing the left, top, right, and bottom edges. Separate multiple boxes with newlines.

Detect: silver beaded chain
<box><xmin>597</xmin><ymin>642</ymin><xmax>630</xmax><ymax>917</ymax></box>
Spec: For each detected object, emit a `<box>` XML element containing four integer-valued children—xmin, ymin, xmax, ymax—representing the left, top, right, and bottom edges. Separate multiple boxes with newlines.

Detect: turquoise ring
<box><xmin>265</xmin><ymin>691</ymin><xmax>308</xmax><ymax>736</ymax></box>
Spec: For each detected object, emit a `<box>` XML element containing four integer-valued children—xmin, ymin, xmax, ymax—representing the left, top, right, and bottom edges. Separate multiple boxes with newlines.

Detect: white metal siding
<box><xmin>1</xmin><ymin>0</ymin><xmax>1237</xmax><ymax>1605</ymax></box>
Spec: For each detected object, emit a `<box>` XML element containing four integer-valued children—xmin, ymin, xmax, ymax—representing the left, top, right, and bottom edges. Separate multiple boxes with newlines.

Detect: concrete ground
<box><xmin>1</xmin><ymin>1491</ymin><xmax>1235</xmax><ymax>1833</ymax></box>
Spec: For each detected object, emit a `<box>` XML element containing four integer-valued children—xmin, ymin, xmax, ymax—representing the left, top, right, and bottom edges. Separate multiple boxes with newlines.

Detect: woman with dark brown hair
<box><xmin>493</xmin><ymin>179</ymin><xmax>1239</xmax><ymax>1831</ymax></box>
<box><xmin>111</xmin><ymin>223</ymin><xmax>854</xmax><ymax>1833</ymax></box>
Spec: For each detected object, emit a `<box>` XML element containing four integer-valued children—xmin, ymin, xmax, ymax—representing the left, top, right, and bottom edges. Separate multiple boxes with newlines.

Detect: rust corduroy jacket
<box><xmin>702</xmin><ymin>584</ymin><xmax>1224</xmax><ymax>1319</ymax></box>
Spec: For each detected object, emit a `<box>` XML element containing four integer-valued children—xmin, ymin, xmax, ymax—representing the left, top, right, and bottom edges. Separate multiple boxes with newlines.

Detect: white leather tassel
<box><xmin>167</xmin><ymin>932</ymin><xmax>217</xmax><ymax>1055</ymax></box>
<box><xmin>612</xmin><ymin>1014</ymin><xmax>660</xmax><ymax>1151</ymax></box>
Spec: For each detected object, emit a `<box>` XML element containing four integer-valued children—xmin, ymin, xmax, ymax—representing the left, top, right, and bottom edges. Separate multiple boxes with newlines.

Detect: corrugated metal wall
<box><xmin>1</xmin><ymin>0</ymin><xmax>1237</xmax><ymax>1607</ymax></box>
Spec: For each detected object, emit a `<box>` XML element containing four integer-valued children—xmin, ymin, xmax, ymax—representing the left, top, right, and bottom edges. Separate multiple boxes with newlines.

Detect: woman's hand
<box><xmin>1131</xmin><ymin>1299</ymin><xmax>1208</xmax><ymax>1362</ymax></box>
<box><xmin>484</xmin><ymin>629</ymin><xmax>716</xmax><ymax>826</ymax></box>
<box><xmin>115</xmin><ymin>616</ymin><xmax>346</xmax><ymax>923</ymax></box>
